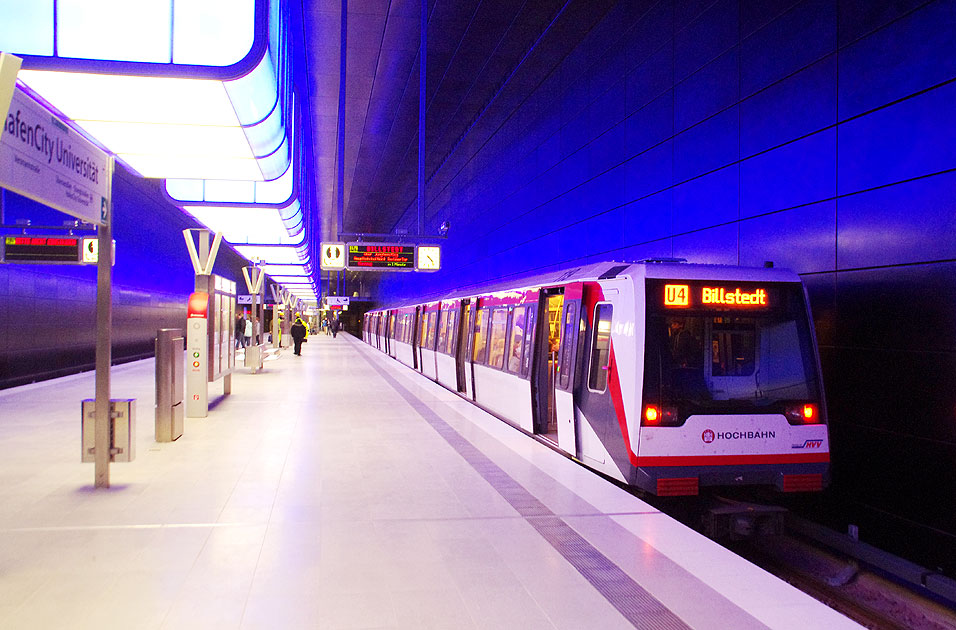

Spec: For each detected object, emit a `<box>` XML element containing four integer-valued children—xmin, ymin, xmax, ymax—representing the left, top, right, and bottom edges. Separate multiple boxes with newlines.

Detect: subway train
<box><xmin>363</xmin><ymin>260</ymin><xmax>830</xmax><ymax>496</ymax></box>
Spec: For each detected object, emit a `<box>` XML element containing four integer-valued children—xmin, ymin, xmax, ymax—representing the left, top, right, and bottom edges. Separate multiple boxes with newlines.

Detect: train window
<box><xmin>488</xmin><ymin>308</ymin><xmax>509</xmax><ymax>369</ymax></box>
<box><xmin>437</xmin><ymin>311</ymin><xmax>448</xmax><ymax>352</ymax></box>
<box><xmin>447</xmin><ymin>309</ymin><xmax>458</xmax><ymax>354</ymax></box>
<box><xmin>559</xmin><ymin>302</ymin><xmax>578</xmax><ymax>389</ymax></box>
<box><xmin>588</xmin><ymin>303</ymin><xmax>613</xmax><ymax>392</ymax></box>
<box><xmin>419</xmin><ymin>312</ymin><xmax>428</xmax><ymax>347</ymax></box>
<box><xmin>522</xmin><ymin>305</ymin><xmax>536</xmax><ymax>377</ymax></box>
<box><xmin>427</xmin><ymin>311</ymin><xmax>438</xmax><ymax>348</ymax></box>
<box><xmin>711</xmin><ymin>319</ymin><xmax>755</xmax><ymax>376</ymax></box>
<box><xmin>508</xmin><ymin>306</ymin><xmax>527</xmax><ymax>374</ymax></box>
<box><xmin>473</xmin><ymin>308</ymin><xmax>490</xmax><ymax>363</ymax></box>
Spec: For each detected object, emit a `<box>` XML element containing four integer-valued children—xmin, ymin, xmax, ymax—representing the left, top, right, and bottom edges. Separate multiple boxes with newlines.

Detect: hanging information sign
<box><xmin>347</xmin><ymin>243</ymin><xmax>415</xmax><ymax>270</ymax></box>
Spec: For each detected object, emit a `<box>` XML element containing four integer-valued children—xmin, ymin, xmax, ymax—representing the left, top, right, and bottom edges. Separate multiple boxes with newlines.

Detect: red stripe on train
<box><xmin>636</xmin><ymin>453</ymin><xmax>830</xmax><ymax>467</ymax></box>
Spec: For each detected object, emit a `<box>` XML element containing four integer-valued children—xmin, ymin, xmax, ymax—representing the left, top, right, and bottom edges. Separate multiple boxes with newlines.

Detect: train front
<box><xmin>630</xmin><ymin>267</ymin><xmax>830</xmax><ymax>496</ymax></box>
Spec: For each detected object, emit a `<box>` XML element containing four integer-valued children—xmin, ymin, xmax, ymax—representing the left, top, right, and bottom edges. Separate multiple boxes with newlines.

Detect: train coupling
<box><xmin>703</xmin><ymin>500</ymin><xmax>787</xmax><ymax>541</ymax></box>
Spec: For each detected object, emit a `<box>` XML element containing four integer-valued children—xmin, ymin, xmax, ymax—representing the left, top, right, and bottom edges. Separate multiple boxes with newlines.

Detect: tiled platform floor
<box><xmin>0</xmin><ymin>333</ymin><xmax>862</xmax><ymax>629</ymax></box>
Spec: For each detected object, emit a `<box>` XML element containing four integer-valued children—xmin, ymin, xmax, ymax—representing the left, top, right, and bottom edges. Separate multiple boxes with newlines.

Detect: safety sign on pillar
<box><xmin>182</xmin><ymin>229</ymin><xmax>222</xmax><ymax>417</ymax></box>
<box><xmin>185</xmin><ymin>292</ymin><xmax>209</xmax><ymax>417</ymax></box>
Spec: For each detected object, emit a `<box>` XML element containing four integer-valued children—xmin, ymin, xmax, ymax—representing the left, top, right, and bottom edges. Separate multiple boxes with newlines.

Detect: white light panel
<box><xmin>234</xmin><ymin>245</ymin><xmax>305</xmax><ymax>265</ymax></box>
<box><xmin>58</xmin><ymin>0</ymin><xmax>172</xmax><ymax>63</ymax></box>
<box><xmin>261</xmin><ymin>264</ymin><xmax>309</xmax><ymax>276</ymax></box>
<box><xmin>269</xmin><ymin>276</ymin><xmax>312</xmax><ymax>283</ymax></box>
<box><xmin>183</xmin><ymin>206</ymin><xmax>300</xmax><ymax>245</ymax></box>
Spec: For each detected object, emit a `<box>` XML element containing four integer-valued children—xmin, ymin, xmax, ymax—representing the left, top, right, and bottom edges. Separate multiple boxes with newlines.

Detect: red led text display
<box><xmin>347</xmin><ymin>244</ymin><xmax>415</xmax><ymax>270</ymax></box>
<box><xmin>3</xmin><ymin>236</ymin><xmax>80</xmax><ymax>262</ymax></box>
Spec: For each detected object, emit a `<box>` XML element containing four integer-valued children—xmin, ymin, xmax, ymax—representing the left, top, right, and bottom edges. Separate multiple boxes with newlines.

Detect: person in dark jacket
<box><xmin>290</xmin><ymin>317</ymin><xmax>308</xmax><ymax>355</ymax></box>
<box><xmin>331</xmin><ymin>316</ymin><xmax>340</xmax><ymax>338</ymax></box>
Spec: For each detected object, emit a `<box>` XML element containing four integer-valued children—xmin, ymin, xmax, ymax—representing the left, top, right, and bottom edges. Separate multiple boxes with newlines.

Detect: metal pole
<box><xmin>418</xmin><ymin>0</ymin><xmax>426</xmax><ymax>237</ymax></box>
<box><xmin>94</xmin><ymin>199</ymin><xmax>113</xmax><ymax>487</ymax></box>
<box><xmin>336</xmin><ymin>0</ymin><xmax>347</xmax><ymax>238</ymax></box>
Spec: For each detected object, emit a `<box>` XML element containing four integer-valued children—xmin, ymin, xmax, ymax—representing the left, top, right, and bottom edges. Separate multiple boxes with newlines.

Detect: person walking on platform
<box><xmin>235</xmin><ymin>312</ymin><xmax>245</xmax><ymax>349</ymax></box>
<box><xmin>331</xmin><ymin>316</ymin><xmax>340</xmax><ymax>339</ymax></box>
<box><xmin>243</xmin><ymin>313</ymin><xmax>253</xmax><ymax>347</ymax></box>
<box><xmin>291</xmin><ymin>316</ymin><xmax>308</xmax><ymax>356</ymax></box>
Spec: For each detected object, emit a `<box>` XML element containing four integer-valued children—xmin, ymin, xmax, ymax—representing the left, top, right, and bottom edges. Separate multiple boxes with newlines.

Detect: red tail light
<box><xmin>642</xmin><ymin>404</ymin><xmax>680</xmax><ymax>426</ymax></box>
<box><xmin>785</xmin><ymin>403</ymin><xmax>820</xmax><ymax>425</ymax></box>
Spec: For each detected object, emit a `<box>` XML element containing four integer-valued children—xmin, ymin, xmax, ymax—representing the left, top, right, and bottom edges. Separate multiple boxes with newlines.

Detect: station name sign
<box><xmin>347</xmin><ymin>243</ymin><xmax>415</xmax><ymax>270</ymax></box>
<box><xmin>663</xmin><ymin>283</ymin><xmax>771</xmax><ymax>308</ymax></box>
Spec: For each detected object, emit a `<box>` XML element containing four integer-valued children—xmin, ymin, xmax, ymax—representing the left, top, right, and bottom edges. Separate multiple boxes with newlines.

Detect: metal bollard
<box><xmin>155</xmin><ymin>328</ymin><xmax>185</xmax><ymax>442</ymax></box>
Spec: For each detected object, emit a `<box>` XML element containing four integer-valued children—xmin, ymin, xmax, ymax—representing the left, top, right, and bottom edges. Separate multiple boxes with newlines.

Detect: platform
<box><xmin>0</xmin><ymin>333</ymin><xmax>862</xmax><ymax>629</ymax></box>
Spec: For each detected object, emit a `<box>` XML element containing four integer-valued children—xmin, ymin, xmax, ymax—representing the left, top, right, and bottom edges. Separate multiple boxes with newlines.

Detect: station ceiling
<box><xmin>305</xmin><ymin>0</ymin><xmax>569</xmax><ymax>240</ymax></box>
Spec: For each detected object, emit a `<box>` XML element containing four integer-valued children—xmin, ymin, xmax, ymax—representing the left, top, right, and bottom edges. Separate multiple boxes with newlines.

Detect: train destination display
<box><xmin>661</xmin><ymin>282</ymin><xmax>774</xmax><ymax>309</ymax></box>
<box><xmin>347</xmin><ymin>243</ymin><xmax>415</xmax><ymax>270</ymax></box>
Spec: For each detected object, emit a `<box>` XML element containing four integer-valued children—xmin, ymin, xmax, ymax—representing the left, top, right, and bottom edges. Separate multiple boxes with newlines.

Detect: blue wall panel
<box><xmin>739</xmin><ymin>0</ymin><xmax>836</xmax><ymax>98</ymax></box>
<box><xmin>838</xmin><ymin>0</ymin><xmax>956</xmax><ymax>119</ymax></box>
<box><xmin>739</xmin><ymin>54</ymin><xmax>837</xmax><ymax>157</ymax></box>
<box><xmin>672</xmin><ymin>165</ymin><xmax>738</xmax><ymax>233</ymax></box>
<box><xmin>738</xmin><ymin>201</ymin><xmax>836</xmax><ymax>273</ymax></box>
<box><xmin>674</xmin><ymin>106</ymin><xmax>738</xmax><ymax>182</ymax></box>
<box><xmin>675</xmin><ymin>0</ymin><xmax>738</xmax><ymax>82</ymax></box>
<box><xmin>838</xmin><ymin>80</ymin><xmax>956</xmax><ymax>193</ymax></box>
<box><xmin>673</xmin><ymin>223</ymin><xmax>739</xmax><ymax>265</ymax></box>
<box><xmin>674</xmin><ymin>48</ymin><xmax>738</xmax><ymax>131</ymax></box>
<box><xmin>740</xmin><ymin>128</ymin><xmax>836</xmax><ymax>217</ymax></box>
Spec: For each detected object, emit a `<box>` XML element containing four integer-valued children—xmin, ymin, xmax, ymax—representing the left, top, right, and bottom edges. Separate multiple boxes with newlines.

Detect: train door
<box><xmin>532</xmin><ymin>289</ymin><xmax>564</xmax><ymax>441</ymax></box>
<box><xmin>453</xmin><ymin>302</ymin><xmax>467</xmax><ymax>393</ymax></box>
<box><xmin>386</xmin><ymin>312</ymin><xmax>396</xmax><ymax>357</ymax></box>
<box><xmin>414</xmin><ymin>306</ymin><xmax>423</xmax><ymax>371</ymax></box>
<box><xmin>412</xmin><ymin>307</ymin><xmax>421</xmax><ymax>370</ymax></box>
<box><xmin>555</xmin><ymin>293</ymin><xmax>582</xmax><ymax>455</ymax></box>
<box><xmin>464</xmin><ymin>301</ymin><xmax>478</xmax><ymax>400</ymax></box>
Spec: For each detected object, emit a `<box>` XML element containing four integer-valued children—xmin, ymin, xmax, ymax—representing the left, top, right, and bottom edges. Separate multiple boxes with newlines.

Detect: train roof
<box><xmin>368</xmin><ymin>260</ymin><xmax>803</xmax><ymax>311</ymax></box>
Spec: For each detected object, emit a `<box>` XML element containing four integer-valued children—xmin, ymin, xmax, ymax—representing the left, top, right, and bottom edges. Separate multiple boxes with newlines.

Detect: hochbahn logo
<box><xmin>702</xmin><ymin>429</ymin><xmax>775</xmax><ymax>443</ymax></box>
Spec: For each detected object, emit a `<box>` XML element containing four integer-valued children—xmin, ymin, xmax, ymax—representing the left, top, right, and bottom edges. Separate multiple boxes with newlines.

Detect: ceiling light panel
<box><xmin>234</xmin><ymin>245</ymin><xmax>306</xmax><ymax>265</ymax></box>
<box><xmin>183</xmin><ymin>206</ymin><xmax>300</xmax><ymax>244</ymax></box>
<box><xmin>57</xmin><ymin>0</ymin><xmax>172</xmax><ymax>63</ymax></box>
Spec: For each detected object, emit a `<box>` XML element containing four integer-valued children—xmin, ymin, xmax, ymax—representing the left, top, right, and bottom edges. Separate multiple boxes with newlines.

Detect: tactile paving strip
<box><xmin>363</xmin><ymin>355</ymin><xmax>693</xmax><ymax>630</ymax></box>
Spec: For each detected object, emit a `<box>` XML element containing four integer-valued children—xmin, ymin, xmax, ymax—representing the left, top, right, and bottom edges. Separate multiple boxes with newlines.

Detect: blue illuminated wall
<box><xmin>0</xmin><ymin>164</ymin><xmax>252</xmax><ymax>388</ymax></box>
<box><xmin>382</xmin><ymin>0</ymin><xmax>956</xmax><ymax>568</ymax></box>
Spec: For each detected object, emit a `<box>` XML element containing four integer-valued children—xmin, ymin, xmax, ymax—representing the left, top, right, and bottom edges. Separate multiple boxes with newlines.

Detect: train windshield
<box><xmin>644</xmin><ymin>280</ymin><xmax>822</xmax><ymax>414</ymax></box>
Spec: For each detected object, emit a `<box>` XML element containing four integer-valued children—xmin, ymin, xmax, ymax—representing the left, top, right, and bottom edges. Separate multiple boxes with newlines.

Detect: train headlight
<box><xmin>785</xmin><ymin>403</ymin><xmax>820</xmax><ymax>425</ymax></box>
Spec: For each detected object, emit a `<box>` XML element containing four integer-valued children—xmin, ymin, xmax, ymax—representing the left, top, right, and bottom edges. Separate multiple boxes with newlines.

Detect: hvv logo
<box><xmin>792</xmin><ymin>440</ymin><xmax>823</xmax><ymax>449</ymax></box>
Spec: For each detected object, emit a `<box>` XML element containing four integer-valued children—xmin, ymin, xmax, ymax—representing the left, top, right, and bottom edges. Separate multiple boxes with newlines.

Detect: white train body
<box><xmin>363</xmin><ymin>261</ymin><xmax>830</xmax><ymax>495</ymax></box>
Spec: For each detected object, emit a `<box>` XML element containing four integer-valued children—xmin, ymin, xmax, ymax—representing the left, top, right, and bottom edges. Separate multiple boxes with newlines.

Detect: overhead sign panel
<box><xmin>320</xmin><ymin>241</ymin><xmax>346</xmax><ymax>270</ymax></box>
<box><xmin>347</xmin><ymin>243</ymin><xmax>414</xmax><ymax>270</ymax></box>
<box><xmin>1</xmin><ymin>86</ymin><xmax>112</xmax><ymax>226</ymax></box>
